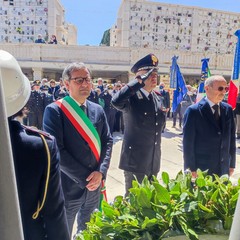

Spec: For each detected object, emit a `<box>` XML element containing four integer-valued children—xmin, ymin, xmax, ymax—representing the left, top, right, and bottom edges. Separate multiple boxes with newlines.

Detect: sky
<box><xmin>60</xmin><ymin>0</ymin><xmax>240</xmax><ymax>46</ymax></box>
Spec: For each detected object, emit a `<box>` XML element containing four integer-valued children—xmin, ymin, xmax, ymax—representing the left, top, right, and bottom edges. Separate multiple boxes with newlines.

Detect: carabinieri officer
<box><xmin>111</xmin><ymin>53</ymin><xmax>166</xmax><ymax>195</ymax></box>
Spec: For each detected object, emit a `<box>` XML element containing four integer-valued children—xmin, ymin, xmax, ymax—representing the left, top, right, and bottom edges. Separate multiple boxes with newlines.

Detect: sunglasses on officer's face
<box><xmin>217</xmin><ymin>86</ymin><xmax>229</xmax><ymax>92</ymax></box>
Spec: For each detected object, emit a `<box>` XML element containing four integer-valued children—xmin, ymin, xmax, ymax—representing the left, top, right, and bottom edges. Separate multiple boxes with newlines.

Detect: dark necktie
<box><xmin>80</xmin><ymin>105</ymin><xmax>86</xmax><ymax>114</ymax></box>
<box><xmin>212</xmin><ymin>104</ymin><xmax>220</xmax><ymax>121</ymax></box>
<box><xmin>149</xmin><ymin>93</ymin><xmax>153</xmax><ymax>101</ymax></box>
<box><xmin>148</xmin><ymin>93</ymin><xmax>156</xmax><ymax>112</ymax></box>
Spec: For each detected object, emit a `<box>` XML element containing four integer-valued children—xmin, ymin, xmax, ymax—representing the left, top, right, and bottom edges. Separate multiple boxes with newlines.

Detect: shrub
<box><xmin>76</xmin><ymin>170</ymin><xmax>240</xmax><ymax>240</ymax></box>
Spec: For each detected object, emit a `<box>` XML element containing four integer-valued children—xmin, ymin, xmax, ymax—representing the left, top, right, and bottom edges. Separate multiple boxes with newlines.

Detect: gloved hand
<box><xmin>136</xmin><ymin>68</ymin><xmax>155</xmax><ymax>82</ymax></box>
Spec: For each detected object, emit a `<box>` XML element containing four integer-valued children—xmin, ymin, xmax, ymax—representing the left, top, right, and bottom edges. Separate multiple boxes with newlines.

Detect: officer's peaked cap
<box><xmin>32</xmin><ymin>80</ymin><xmax>41</xmax><ymax>86</ymax></box>
<box><xmin>131</xmin><ymin>53</ymin><xmax>159</xmax><ymax>74</ymax></box>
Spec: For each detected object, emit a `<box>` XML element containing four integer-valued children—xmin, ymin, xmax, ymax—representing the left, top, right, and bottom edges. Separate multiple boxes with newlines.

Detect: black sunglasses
<box><xmin>217</xmin><ymin>86</ymin><xmax>229</xmax><ymax>92</ymax></box>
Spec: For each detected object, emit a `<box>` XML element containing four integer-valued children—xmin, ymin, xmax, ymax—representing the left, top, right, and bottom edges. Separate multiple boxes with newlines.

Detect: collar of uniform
<box><xmin>141</xmin><ymin>88</ymin><xmax>153</xmax><ymax>99</ymax></box>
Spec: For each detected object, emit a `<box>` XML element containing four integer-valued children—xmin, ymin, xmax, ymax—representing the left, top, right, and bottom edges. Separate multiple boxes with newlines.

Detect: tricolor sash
<box><xmin>55</xmin><ymin>96</ymin><xmax>101</xmax><ymax>161</ymax></box>
<box><xmin>55</xmin><ymin>96</ymin><xmax>107</xmax><ymax>208</ymax></box>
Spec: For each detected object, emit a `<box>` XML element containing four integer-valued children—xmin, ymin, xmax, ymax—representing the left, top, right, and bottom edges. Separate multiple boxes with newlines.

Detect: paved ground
<box><xmin>106</xmin><ymin>119</ymin><xmax>240</xmax><ymax>202</ymax></box>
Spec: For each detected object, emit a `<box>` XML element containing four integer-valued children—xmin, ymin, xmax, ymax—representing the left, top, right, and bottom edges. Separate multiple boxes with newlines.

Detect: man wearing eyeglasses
<box><xmin>43</xmin><ymin>62</ymin><xmax>113</xmax><ymax>236</ymax></box>
<box><xmin>183</xmin><ymin>75</ymin><xmax>236</xmax><ymax>178</ymax></box>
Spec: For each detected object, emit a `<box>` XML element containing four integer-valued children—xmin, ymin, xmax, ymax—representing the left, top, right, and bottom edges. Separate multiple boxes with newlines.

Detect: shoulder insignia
<box><xmin>136</xmin><ymin>91</ymin><xmax>143</xmax><ymax>99</ymax></box>
<box><xmin>23</xmin><ymin>125</ymin><xmax>52</xmax><ymax>139</ymax></box>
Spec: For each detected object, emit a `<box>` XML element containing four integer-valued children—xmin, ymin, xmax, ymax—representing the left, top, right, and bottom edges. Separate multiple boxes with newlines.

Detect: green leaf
<box><xmin>137</xmin><ymin>188</ymin><xmax>151</xmax><ymax>208</ymax></box>
<box><xmin>187</xmin><ymin>228</ymin><xmax>199</xmax><ymax>240</ymax></box>
<box><xmin>141</xmin><ymin>208</ymin><xmax>156</xmax><ymax>219</ymax></box>
<box><xmin>162</xmin><ymin>172</ymin><xmax>170</xmax><ymax>185</ymax></box>
<box><xmin>180</xmin><ymin>192</ymin><xmax>188</xmax><ymax>202</ymax></box>
<box><xmin>195</xmin><ymin>177</ymin><xmax>206</xmax><ymax>187</ymax></box>
<box><xmin>141</xmin><ymin>217</ymin><xmax>158</xmax><ymax>229</ymax></box>
<box><xmin>169</xmin><ymin>182</ymin><xmax>181</xmax><ymax>193</ymax></box>
<box><xmin>198</xmin><ymin>203</ymin><xmax>212</xmax><ymax>213</ymax></box>
<box><xmin>230</xmin><ymin>192</ymin><xmax>239</xmax><ymax>203</ymax></box>
<box><xmin>210</xmin><ymin>189</ymin><xmax>219</xmax><ymax>201</ymax></box>
<box><xmin>102</xmin><ymin>201</ymin><xmax>120</xmax><ymax>219</ymax></box>
<box><xmin>152</xmin><ymin>182</ymin><xmax>171</xmax><ymax>204</ymax></box>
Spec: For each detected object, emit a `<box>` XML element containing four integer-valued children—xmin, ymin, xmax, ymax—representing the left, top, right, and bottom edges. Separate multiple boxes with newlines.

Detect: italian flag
<box><xmin>228</xmin><ymin>79</ymin><xmax>239</xmax><ymax>109</ymax></box>
<box><xmin>228</xmin><ymin>29</ymin><xmax>240</xmax><ymax>109</ymax></box>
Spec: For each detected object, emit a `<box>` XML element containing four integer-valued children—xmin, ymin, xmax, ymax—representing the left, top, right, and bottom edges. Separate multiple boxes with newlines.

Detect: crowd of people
<box><xmin>2</xmin><ymin>50</ymin><xmax>238</xmax><ymax>240</ymax></box>
<box><xmin>23</xmin><ymin>76</ymin><xmax>127</xmax><ymax>134</ymax></box>
<box><xmin>24</xmin><ymin>74</ymin><xmax>199</xmax><ymax>137</ymax></box>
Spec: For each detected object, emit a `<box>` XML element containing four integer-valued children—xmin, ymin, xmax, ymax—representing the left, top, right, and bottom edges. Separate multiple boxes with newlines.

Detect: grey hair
<box><xmin>62</xmin><ymin>62</ymin><xmax>91</xmax><ymax>81</ymax></box>
<box><xmin>204</xmin><ymin>75</ymin><xmax>226</xmax><ymax>87</ymax></box>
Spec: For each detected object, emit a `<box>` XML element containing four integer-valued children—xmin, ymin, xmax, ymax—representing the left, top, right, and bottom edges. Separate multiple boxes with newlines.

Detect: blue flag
<box><xmin>201</xmin><ymin>58</ymin><xmax>210</xmax><ymax>80</ymax></box>
<box><xmin>232</xmin><ymin>29</ymin><xmax>240</xmax><ymax>80</ymax></box>
<box><xmin>196</xmin><ymin>58</ymin><xmax>211</xmax><ymax>102</ymax></box>
<box><xmin>171</xmin><ymin>57</ymin><xmax>187</xmax><ymax>112</ymax></box>
<box><xmin>170</xmin><ymin>56</ymin><xmax>178</xmax><ymax>88</ymax></box>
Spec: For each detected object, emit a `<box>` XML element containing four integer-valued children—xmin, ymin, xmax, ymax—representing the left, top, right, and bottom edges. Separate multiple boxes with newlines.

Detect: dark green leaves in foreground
<box><xmin>76</xmin><ymin>170</ymin><xmax>240</xmax><ymax>240</ymax></box>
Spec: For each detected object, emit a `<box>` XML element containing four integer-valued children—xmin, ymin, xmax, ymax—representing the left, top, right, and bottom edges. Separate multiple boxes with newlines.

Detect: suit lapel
<box><xmin>86</xmin><ymin>100</ymin><xmax>95</xmax><ymax>123</ymax></box>
<box><xmin>219</xmin><ymin>102</ymin><xmax>226</xmax><ymax>132</ymax></box>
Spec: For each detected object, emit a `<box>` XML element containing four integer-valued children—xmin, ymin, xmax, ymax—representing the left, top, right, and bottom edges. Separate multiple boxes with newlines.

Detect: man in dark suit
<box><xmin>183</xmin><ymin>75</ymin><xmax>236</xmax><ymax>178</ymax></box>
<box><xmin>43</xmin><ymin>62</ymin><xmax>113</xmax><ymax>236</ymax></box>
<box><xmin>87</xmin><ymin>83</ymin><xmax>99</xmax><ymax>104</ymax></box>
<box><xmin>2</xmin><ymin>50</ymin><xmax>69</xmax><ymax>240</ymax></box>
<box><xmin>159</xmin><ymin>82</ymin><xmax>170</xmax><ymax>132</ymax></box>
<box><xmin>159</xmin><ymin>82</ymin><xmax>170</xmax><ymax>111</ymax></box>
<box><xmin>41</xmin><ymin>85</ymin><xmax>54</xmax><ymax>110</ymax></box>
<box><xmin>111</xmin><ymin>54</ymin><xmax>166</xmax><ymax>195</ymax></box>
<box><xmin>99</xmin><ymin>85</ymin><xmax>117</xmax><ymax>134</ymax></box>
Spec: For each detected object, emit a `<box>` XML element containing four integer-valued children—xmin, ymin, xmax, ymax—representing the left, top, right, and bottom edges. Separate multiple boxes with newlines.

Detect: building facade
<box><xmin>0</xmin><ymin>0</ymin><xmax>77</xmax><ymax>44</ymax></box>
<box><xmin>111</xmin><ymin>0</ymin><xmax>240</xmax><ymax>55</ymax></box>
<box><xmin>0</xmin><ymin>0</ymin><xmax>238</xmax><ymax>86</ymax></box>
